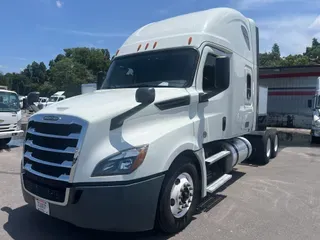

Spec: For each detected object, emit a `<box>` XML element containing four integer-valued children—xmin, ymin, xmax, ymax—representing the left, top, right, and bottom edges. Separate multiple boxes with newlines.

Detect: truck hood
<box><xmin>36</xmin><ymin>88</ymin><xmax>190</xmax><ymax>123</ymax></box>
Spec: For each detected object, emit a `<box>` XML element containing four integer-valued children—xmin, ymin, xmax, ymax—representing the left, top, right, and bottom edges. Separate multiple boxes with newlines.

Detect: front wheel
<box><xmin>156</xmin><ymin>158</ymin><xmax>200</xmax><ymax>234</ymax></box>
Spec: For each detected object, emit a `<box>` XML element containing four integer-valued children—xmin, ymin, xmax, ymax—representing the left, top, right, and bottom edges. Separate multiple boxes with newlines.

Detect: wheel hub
<box><xmin>170</xmin><ymin>173</ymin><xmax>194</xmax><ymax>218</ymax></box>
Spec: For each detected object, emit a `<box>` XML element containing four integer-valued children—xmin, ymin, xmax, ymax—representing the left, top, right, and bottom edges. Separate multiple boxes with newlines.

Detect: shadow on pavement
<box><xmin>196</xmin><ymin>170</ymin><xmax>245</xmax><ymax>214</ymax></box>
<box><xmin>0</xmin><ymin>138</ymin><xmax>24</xmax><ymax>153</ymax></box>
<box><xmin>1</xmin><ymin>205</ymin><xmax>172</xmax><ymax>240</ymax></box>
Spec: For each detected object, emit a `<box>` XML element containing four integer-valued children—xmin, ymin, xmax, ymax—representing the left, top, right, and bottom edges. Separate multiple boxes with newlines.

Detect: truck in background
<box><xmin>20</xmin><ymin>7</ymin><xmax>279</xmax><ymax>234</ymax></box>
<box><xmin>43</xmin><ymin>91</ymin><xmax>66</xmax><ymax>108</ymax></box>
<box><xmin>0</xmin><ymin>89</ymin><xmax>24</xmax><ymax>146</ymax></box>
<box><xmin>81</xmin><ymin>83</ymin><xmax>97</xmax><ymax>94</ymax></box>
<box><xmin>259</xmin><ymin>65</ymin><xmax>320</xmax><ymax>142</ymax></box>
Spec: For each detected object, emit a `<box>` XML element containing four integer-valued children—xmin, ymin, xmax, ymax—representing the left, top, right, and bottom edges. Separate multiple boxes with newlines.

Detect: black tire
<box><xmin>246</xmin><ymin>133</ymin><xmax>271</xmax><ymax>165</ymax></box>
<box><xmin>270</xmin><ymin>133</ymin><xmax>279</xmax><ymax>159</ymax></box>
<box><xmin>156</xmin><ymin>157</ymin><xmax>200</xmax><ymax>234</ymax></box>
<box><xmin>0</xmin><ymin>138</ymin><xmax>11</xmax><ymax>147</ymax></box>
<box><xmin>311</xmin><ymin>136</ymin><xmax>319</xmax><ymax>144</ymax></box>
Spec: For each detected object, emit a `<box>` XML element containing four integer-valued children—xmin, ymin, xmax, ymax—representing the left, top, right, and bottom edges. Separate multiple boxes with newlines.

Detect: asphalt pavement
<box><xmin>1</xmin><ymin>130</ymin><xmax>320</xmax><ymax>240</ymax></box>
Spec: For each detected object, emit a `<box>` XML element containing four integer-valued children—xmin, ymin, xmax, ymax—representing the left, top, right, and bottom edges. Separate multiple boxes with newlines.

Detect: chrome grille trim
<box><xmin>0</xmin><ymin>123</ymin><xmax>17</xmax><ymax>132</ymax></box>
<box><xmin>24</xmin><ymin>163</ymin><xmax>70</xmax><ymax>181</ymax></box>
<box><xmin>21</xmin><ymin>114</ymin><xmax>88</xmax><ymax>206</ymax></box>
<box><xmin>24</xmin><ymin>151</ymin><xmax>73</xmax><ymax>168</ymax></box>
<box><xmin>27</xmin><ymin>128</ymin><xmax>80</xmax><ymax>139</ymax></box>
<box><xmin>25</xmin><ymin>140</ymin><xmax>77</xmax><ymax>154</ymax></box>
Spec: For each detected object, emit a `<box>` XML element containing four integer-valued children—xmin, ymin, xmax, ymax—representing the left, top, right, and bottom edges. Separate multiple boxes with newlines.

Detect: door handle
<box><xmin>222</xmin><ymin>117</ymin><xmax>226</xmax><ymax>131</ymax></box>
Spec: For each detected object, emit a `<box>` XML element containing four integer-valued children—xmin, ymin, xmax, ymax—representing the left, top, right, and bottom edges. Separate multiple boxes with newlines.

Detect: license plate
<box><xmin>35</xmin><ymin>198</ymin><xmax>50</xmax><ymax>215</ymax></box>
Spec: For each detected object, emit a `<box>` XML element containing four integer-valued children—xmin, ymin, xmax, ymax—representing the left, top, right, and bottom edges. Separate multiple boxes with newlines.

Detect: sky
<box><xmin>0</xmin><ymin>0</ymin><xmax>320</xmax><ymax>73</ymax></box>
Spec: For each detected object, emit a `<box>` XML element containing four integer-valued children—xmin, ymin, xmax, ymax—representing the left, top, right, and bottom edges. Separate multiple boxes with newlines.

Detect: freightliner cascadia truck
<box><xmin>20</xmin><ymin>7</ymin><xmax>279</xmax><ymax>234</ymax></box>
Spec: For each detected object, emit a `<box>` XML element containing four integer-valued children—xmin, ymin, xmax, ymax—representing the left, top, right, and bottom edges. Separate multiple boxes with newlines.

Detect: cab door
<box><xmin>196</xmin><ymin>46</ymin><xmax>231</xmax><ymax>143</ymax></box>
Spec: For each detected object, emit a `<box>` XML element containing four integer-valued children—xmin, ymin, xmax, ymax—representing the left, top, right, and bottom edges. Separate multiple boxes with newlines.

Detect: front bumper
<box><xmin>0</xmin><ymin>130</ymin><xmax>24</xmax><ymax>139</ymax></box>
<box><xmin>21</xmin><ymin>172</ymin><xmax>165</xmax><ymax>232</ymax></box>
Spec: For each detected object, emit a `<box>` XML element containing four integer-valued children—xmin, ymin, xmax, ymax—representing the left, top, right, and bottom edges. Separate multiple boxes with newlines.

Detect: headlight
<box><xmin>91</xmin><ymin>145</ymin><xmax>149</xmax><ymax>177</ymax></box>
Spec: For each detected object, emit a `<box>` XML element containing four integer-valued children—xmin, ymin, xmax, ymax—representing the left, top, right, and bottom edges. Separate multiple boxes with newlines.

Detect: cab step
<box><xmin>206</xmin><ymin>174</ymin><xmax>232</xmax><ymax>193</ymax></box>
<box><xmin>205</xmin><ymin>150</ymin><xmax>230</xmax><ymax>165</ymax></box>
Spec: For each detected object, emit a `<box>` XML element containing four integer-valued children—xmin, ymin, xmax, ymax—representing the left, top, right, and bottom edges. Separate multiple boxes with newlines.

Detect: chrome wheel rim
<box><xmin>266</xmin><ymin>138</ymin><xmax>271</xmax><ymax>158</ymax></box>
<box><xmin>170</xmin><ymin>172</ymin><xmax>194</xmax><ymax>218</ymax></box>
<box><xmin>274</xmin><ymin>135</ymin><xmax>278</xmax><ymax>152</ymax></box>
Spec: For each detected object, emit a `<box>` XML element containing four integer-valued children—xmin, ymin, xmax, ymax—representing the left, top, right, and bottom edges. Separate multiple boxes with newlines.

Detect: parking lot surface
<box><xmin>1</xmin><ymin>131</ymin><xmax>320</xmax><ymax>240</ymax></box>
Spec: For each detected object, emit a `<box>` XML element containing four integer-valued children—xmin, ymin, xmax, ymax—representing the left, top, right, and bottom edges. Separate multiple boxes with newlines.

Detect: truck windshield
<box><xmin>0</xmin><ymin>92</ymin><xmax>20</xmax><ymax>112</ymax></box>
<box><xmin>101</xmin><ymin>48</ymin><xmax>199</xmax><ymax>89</ymax></box>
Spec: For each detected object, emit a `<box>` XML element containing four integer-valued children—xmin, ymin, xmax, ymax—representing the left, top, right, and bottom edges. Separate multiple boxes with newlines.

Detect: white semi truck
<box><xmin>20</xmin><ymin>8</ymin><xmax>279</xmax><ymax>233</ymax></box>
<box><xmin>311</xmin><ymin>80</ymin><xmax>320</xmax><ymax>143</ymax></box>
<box><xmin>260</xmin><ymin>70</ymin><xmax>320</xmax><ymax>143</ymax></box>
<box><xmin>0</xmin><ymin>89</ymin><xmax>24</xmax><ymax>146</ymax></box>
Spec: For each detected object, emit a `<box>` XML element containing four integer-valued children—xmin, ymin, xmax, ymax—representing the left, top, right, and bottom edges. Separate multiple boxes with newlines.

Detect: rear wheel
<box><xmin>270</xmin><ymin>133</ymin><xmax>279</xmax><ymax>159</ymax></box>
<box><xmin>311</xmin><ymin>136</ymin><xmax>319</xmax><ymax>144</ymax></box>
<box><xmin>246</xmin><ymin>133</ymin><xmax>271</xmax><ymax>165</ymax></box>
<box><xmin>156</xmin><ymin>158</ymin><xmax>200</xmax><ymax>234</ymax></box>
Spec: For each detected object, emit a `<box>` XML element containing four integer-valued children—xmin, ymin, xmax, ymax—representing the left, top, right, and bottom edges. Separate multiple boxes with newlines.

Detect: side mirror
<box><xmin>27</xmin><ymin>92</ymin><xmax>40</xmax><ymax>105</ymax></box>
<box><xmin>97</xmin><ymin>71</ymin><xmax>105</xmax><ymax>90</ymax></box>
<box><xmin>308</xmin><ymin>99</ymin><xmax>312</xmax><ymax>108</ymax></box>
<box><xmin>135</xmin><ymin>87</ymin><xmax>155</xmax><ymax>105</ymax></box>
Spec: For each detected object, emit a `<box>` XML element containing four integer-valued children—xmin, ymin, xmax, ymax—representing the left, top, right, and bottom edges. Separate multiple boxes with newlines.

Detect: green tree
<box><xmin>50</xmin><ymin>58</ymin><xmax>94</xmax><ymax>97</ymax></box>
<box><xmin>62</xmin><ymin>47</ymin><xmax>111</xmax><ymax>75</ymax></box>
<box><xmin>305</xmin><ymin>38</ymin><xmax>320</xmax><ymax>64</ymax></box>
<box><xmin>271</xmin><ymin>43</ymin><xmax>281</xmax><ymax>58</ymax></box>
<box><xmin>280</xmin><ymin>54</ymin><xmax>310</xmax><ymax>66</ymax></box>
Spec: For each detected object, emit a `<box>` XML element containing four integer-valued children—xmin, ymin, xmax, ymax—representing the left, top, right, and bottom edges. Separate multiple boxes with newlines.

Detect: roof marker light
<box><xmin>153</xmin><ymin>42</ymin><xmax>158</xmax><ymax>49</ymax></box>
<box><xmin>137</xmin><ymin>44</ymin><xmax>142</xmax><ymax>51</ymax></box>
<box><xmin>116</xmin><ymin>49</ymin><xmax>120</xmax><ymax>56</ymax></box>
<box><xmin>188</xmin><ymin>37</ymin><xmax>193</xmax><ymax>45</ymax></box>
<box><xmin>145</xmin><ymin>43</ymin><xmax>149</xmax><ymax>50</ymax></box>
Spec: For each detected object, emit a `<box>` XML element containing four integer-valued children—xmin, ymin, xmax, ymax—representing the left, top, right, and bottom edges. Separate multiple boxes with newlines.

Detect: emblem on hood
<box><xmin>43</xmin><ymin>116</ymin><xmax>60</xmax><ymax>121</ymax></box>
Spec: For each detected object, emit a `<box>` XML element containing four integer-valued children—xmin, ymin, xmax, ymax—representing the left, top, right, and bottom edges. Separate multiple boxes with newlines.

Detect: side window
<box><xmin>247</xmin><ymin>74</ymin><xmax>252</xmax><ymax>100</ymax></box>
<box><xmin>202</xmin><ymin>53</ymin><xmax>230</xmax><ymax>93</ymax></box>
<box><xmin>203</xmin><ymin>54</ymin><xmax>216</xmax><ymax>91</ymax></box>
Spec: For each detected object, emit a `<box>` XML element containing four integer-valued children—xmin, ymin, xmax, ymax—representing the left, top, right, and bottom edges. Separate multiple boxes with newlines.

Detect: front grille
<box><xmin>0</xmin><ymin>123</ymin><xmax>17</xmax><ymax>132</ymax></box>
<box><xmin>22</xmin><ymin>114</ymin><xmax>86</xmax><ymax>203</ymax></box>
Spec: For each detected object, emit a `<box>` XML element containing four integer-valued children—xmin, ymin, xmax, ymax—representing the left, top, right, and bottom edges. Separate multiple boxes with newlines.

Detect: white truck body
<box><xmin>44</xmin><ymin>91</ymin><xmax>66</xmax><ymax>107</ymax></box>
<box><xmin>260</xmin><ymin>73</ymin><xmax>320</xmax><ymax>129</ymax></box>
<box><xmin>311</xmin><ymin>77</ymin><xmax>320</xmax><ymax>140</ymax></box>
<box><xmin>0</xmin><ymin>89</ymin><xmax>24</xmax><ymax>144</ymax></box>
<box><xmin>20</xmin><ymin>7</ymin><xmax>278</xmax><ymax>233</ymax></box>
<box><xmin>260</xmin><ymin>68</ymin><xmax>320</xmax><ymax>140</ymax></box>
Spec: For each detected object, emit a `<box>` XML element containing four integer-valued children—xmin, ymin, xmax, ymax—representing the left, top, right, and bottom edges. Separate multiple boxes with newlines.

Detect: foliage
<box><xmin>0</xmin><ymin>47</ymin><xmax>111</xmax><ymax>96</ymax></box>
<box><xmin>259</xmin><ymin>39</ymin><xmax>320</xmax><ymax>67</ymax></box>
